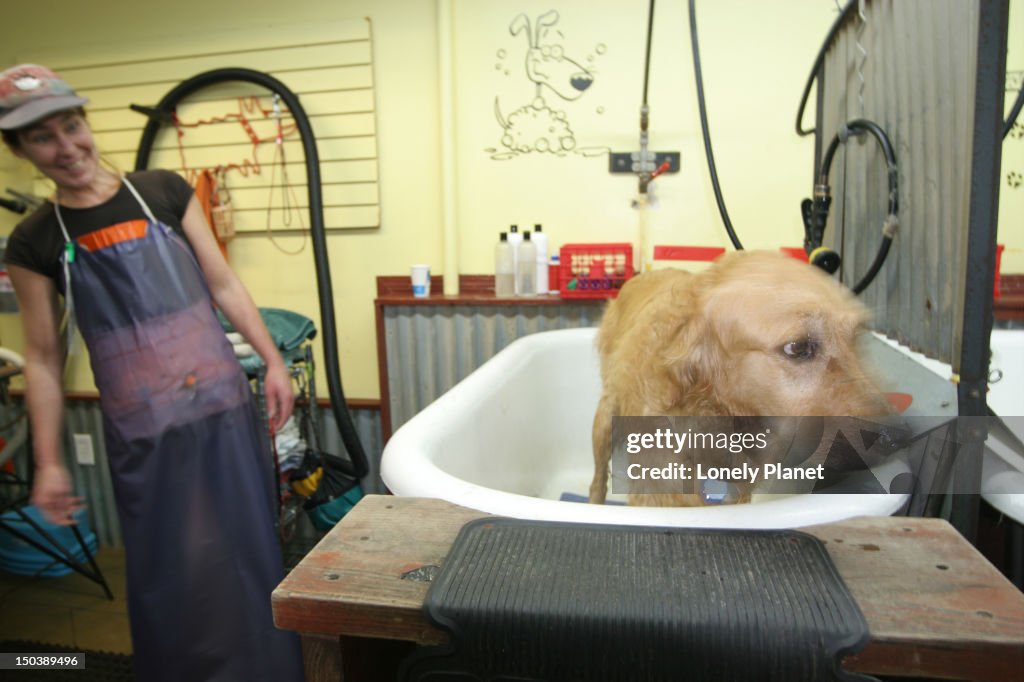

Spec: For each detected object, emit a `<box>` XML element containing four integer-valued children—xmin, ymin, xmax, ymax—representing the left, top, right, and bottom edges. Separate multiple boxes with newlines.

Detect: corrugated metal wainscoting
<box><xmin>381</xmin><ymin>302</ymin><xmax>604</xmax><ymax>435</ymax></box>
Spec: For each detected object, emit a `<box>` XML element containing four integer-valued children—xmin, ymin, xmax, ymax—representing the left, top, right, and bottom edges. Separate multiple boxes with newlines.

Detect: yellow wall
<box><xmin>1</xmin><ymin>0</ymin><xmax>1022</xmax><ymax>401</ymax></box>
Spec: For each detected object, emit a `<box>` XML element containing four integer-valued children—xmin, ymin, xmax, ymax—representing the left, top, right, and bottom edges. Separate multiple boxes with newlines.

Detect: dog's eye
<box><xmin>782</xmin><ymin>339</ymin><xmax>818</xmax><ymax>360</ymax></box>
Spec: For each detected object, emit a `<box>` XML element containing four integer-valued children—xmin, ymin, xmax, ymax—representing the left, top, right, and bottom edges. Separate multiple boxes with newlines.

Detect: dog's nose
<box><xmin>571</xmin><ymin>73</ymin><xmax>593</xmax><ymax>92</ymax></box>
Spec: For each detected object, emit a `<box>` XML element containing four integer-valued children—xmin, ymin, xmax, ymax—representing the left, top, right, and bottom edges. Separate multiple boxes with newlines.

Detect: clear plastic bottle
<box><xmin>494</xmin><ymin>232</ymin><xmax>515</xmax><ymax>297</ymax></box>
<box><xmin>517</xmin><ymin>231</ymin><xmax>537</xmax><ymax>296</ymax></box>
<box><xmin>532</xmin><ymin>224</ymin><xmax>549</xmax><ymax>295</ymax></box>
<box><xmin>507</xmin><ymin>225</ymin><xmax>522</xmax><ymax>294</ymax></box>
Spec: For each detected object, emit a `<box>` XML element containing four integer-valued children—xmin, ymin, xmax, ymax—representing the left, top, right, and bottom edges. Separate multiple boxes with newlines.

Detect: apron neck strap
<box><xmin>121</xmin><ymin>176</ymin><xmax>159</xmax><ymax>224</ymax></box>
<box><xmin>53</xmin><ymin>199</ymin><xmax>72</xmax><ymax>244</ymax></box>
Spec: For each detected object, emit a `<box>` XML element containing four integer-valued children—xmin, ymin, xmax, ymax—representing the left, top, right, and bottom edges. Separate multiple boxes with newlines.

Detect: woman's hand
<box><xmin>264</xmin><ymin>361</ymin><xmax>295</xmax><ymax>432</ymax></box>
<box><xmin>31</xmin><ymin>463</ymin><xmax>84</xmax><ymax>525</ymax></box>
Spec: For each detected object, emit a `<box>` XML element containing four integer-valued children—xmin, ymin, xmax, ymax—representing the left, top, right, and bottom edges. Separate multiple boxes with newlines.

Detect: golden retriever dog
<box><xmin>589</xmin><ymin>250</ymin><xmax>896</xmax><ymax>507</ymax></box>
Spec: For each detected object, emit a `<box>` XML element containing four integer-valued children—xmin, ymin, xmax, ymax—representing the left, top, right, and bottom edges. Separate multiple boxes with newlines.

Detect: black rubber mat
<box><xmin>401</xmin><ymin>518</ymin><xmax>877</xmax><ymax>682</ymax></box>
<box><xmin>0</xmin><ymin>641</ymin><xmax>133</xmax><ymax>681</ymax></box>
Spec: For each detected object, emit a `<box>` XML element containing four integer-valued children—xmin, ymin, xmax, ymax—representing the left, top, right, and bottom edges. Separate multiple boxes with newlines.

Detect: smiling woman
<box><xmin>0</xmin><ymin>63</ymin><xmax>304</xmax><ymax>682</ymax></box>
<box><xmin>4</xmin><ymin>110</ymin><xmax>104</xmax><ymax>195</ymax></box>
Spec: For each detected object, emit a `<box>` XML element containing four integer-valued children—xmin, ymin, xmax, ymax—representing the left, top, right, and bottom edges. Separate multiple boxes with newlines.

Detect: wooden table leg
<box><xmin>300</xmin><ymin>634</ymin><xmax>342</xmax><ymax>682</ymax></box>
<box><xmin>340</xmin><ymin>636</ymin><xmax>418</xmax><ymax>681</ymax></box>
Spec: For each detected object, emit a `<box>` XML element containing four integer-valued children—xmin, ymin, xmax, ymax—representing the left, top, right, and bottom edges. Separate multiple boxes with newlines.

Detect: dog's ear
<box><xmin>661</xmin><ymin>286</ymin><xmax>723</xmax><ymax>409</ymax></box>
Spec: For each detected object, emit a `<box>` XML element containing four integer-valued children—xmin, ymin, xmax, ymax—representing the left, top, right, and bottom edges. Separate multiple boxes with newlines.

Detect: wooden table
<box><xmin>272</xmin><ymin>495</ymin><xmax>1024</xmax><ymax>681</ymax></box>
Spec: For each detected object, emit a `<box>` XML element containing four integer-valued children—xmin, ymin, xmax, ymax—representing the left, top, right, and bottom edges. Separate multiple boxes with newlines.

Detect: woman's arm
<box><xmin>179</xmin><ymin>195</ymin><xmax>294</xmax><ymax>430</ymax></box>
<box><xmin>8</xmin><ymin>264</ymin><xmax>83</xmax><ymax>524</ymax></box>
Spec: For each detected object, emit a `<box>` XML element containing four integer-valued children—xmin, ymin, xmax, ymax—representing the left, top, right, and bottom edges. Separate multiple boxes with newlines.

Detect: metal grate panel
<box><xmin>819</xmin><ymin>0</ymin><xmax>980</xmax><ymax>365</ymax></box>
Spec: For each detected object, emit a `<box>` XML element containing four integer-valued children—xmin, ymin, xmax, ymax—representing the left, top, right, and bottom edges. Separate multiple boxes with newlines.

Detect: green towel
<box><xmin>218</xmin><ymin>308</ymin><xmax>317</xmax><ymax>352</ymax></box>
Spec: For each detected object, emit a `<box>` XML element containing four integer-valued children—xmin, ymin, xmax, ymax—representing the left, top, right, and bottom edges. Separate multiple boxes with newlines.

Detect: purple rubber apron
<box><xmin>55</xmin><ymin>178</ymin><xmax>303</xmax><ymax>682</ymax></box>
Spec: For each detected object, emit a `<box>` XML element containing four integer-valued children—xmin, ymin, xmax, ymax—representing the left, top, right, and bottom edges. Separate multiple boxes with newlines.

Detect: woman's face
<box><xmin>13</xmin><ymin>110</ymin><xmax>100</xmax><ymax>192</ymax></box>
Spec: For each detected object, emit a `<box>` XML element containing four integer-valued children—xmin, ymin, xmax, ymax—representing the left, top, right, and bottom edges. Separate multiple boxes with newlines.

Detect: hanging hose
<box><xmin>636</xmin><ymin>0</ymin><xmax>657</xmax><ymax>197</ymax></box>
<box><xmin>641</xmin><ymin>0</ymin><xmax>655</xmax><ymax>108</ymax></box>
<box><xmin>688</xmin><ymin>0</ymin><xmax>743</xmax><ymax>250</ymax></box>
<box><xmin>1005</xmin><ymin>80</ymin><xmax>1024</xmax><ymax>139</ymax></box>
<box><xmin>690</xmin><ymin>0</ymin><xmax>898</xmax><ymax>293</ymax></box>
<box><xmin>799</xmin><ymin>2</ymin><xmax>1022</xmax><ymax>140</ymax></box>
<box><xmin>807</xmin><ymin>119</ymin><xmax>899</xmax><ymax>294</ymax></box>
<box><xmin>795</xmin><ymin>1</ymin><xmax>858</xmax><ymax>137</ymax></box>
<box><xmin>133</xmin><ymin>68</ymin><xmax>370</xmax><ymax>480</ymax></box>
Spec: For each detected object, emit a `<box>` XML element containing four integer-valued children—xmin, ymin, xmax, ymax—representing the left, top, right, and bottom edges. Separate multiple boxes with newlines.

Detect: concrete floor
<box><xmin>0</xmin><ymin>546</ymin><xmax>132</xmax><ymax>654</ymax></box>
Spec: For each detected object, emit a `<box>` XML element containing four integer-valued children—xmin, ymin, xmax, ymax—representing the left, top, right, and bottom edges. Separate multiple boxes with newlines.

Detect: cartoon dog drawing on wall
<box><xmin>493</xmin><ymin>10</ymin><xmax>602</xmax><ymax>158</ymax></box>
<box><xmin>513</xmin><ymin>10</ymin><xmax>593</xmax><ymax>100</ymax></box>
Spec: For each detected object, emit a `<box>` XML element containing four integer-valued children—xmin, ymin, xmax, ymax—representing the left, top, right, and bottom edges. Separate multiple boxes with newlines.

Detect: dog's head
<box><xmin>663</xmin><ymin>250</ymin><xmax>894</xmax><ymax>420</ymax></box>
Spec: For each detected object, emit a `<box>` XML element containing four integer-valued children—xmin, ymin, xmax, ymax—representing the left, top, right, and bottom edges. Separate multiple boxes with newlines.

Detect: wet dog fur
<box><xmin>589</xmin><ymin>250</ymin><xmax>895</xmax><ymax>507</ymax></box>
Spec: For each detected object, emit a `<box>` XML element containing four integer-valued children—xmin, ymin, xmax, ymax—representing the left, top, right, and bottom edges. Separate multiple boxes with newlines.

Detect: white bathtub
<box><xmin>381</xmin><ymin>328</ymin><xmax>910</xmax><ymax>529</ymax></box>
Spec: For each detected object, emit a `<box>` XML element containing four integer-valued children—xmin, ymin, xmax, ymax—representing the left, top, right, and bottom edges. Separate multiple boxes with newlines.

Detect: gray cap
<box><xmin>0</xmin><ymin>64</ymin><xmax>89</xmax><ymax>131</ymax></box>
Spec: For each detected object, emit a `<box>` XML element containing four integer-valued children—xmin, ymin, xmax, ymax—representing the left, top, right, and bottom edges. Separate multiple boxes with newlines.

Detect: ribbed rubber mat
<box><xmin>401</xmin><ymin>518</ymin><xmax>877</xmax><ymax>682</ymax></box>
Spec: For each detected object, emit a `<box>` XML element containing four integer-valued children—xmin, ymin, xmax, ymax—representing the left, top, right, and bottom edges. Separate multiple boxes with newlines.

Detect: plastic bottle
<box><xmin>532</xmin><ymin>224</ymin><xmax>549</xmax><ymax>295</ymax></box>
<box><xmin>517</xmin><ymin>231</ymin><xmax>537</xmax><ymax>296</ymax></box>
<box><xmin>507</xmin><ymin>225</ymin><xmax>522</xmax><ymax>294</ymax></box>
<box><xmin>494</xmin><ymin>232</ymin><xmax>515</xmax><ymax>297</ymax></box>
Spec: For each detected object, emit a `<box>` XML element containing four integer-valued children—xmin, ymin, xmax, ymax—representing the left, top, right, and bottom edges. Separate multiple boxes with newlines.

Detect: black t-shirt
<box><xmin>3</xmin><ymin>170</ymin><xmax>195</xmax><ymax>282</ymax></box>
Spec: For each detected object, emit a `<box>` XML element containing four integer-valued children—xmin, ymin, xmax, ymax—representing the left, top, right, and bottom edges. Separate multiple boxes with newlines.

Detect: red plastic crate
<box><xmin>559</xmin><ymin>243</ymin><xmax>634</xmax><ymax>299</ymax></box>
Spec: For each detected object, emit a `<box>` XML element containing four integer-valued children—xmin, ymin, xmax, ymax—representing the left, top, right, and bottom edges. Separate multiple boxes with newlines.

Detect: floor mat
<box><xmin>401</xmin><ymin>518</ymin><xmax>877</xmax><ymax>682</ymax></box>
<box><xmin>0</xmin><ymin>640</ymin><xmax>133</xmax><ymax>681</ymax></box>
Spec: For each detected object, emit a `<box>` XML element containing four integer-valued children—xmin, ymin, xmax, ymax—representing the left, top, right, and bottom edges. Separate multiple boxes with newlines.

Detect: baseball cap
<box><xmin>0</xmin><ymin>64</ymin><xmax>89</xmax><ymax>131</ymax></box>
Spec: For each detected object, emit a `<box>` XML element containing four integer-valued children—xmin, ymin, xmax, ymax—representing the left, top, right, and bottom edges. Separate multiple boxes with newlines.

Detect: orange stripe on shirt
<box><xmin>76</xmin><ymin>220</ymin><xmax>149</xmax><ymax>252</ymax></box>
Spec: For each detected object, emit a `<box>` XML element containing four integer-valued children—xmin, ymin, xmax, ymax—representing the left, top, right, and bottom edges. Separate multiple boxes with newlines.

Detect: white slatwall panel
<box><xmin>32</xmin><ymin>19</ymin><xmax>380</xmax><ymax>231</ymax></box>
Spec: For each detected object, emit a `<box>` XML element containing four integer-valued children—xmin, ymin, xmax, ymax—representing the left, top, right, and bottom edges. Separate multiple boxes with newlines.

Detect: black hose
<box><xmin>688</xmin><ymin>0</ymin><xmax>743</xmax><ymax>250</ymax></box>
<box><xmin>1005</xmin><ymin>81</ymin><xmax>1024</xmax><ymax>139</ymax></box>
<box><xmin>820</xmin><ymin>119</ymin><xmax>898</xmax><ymax>216</ymax></box>
<box><xmin>796</xmin><ymin>1</ymin><xmax>858</xmax><ymax>137</ymax></box>
<box><xmin>799</xmin><ymin>2</ymin><xmax>1022</xmax><ymax>141</ymax></box>
<box><xmin>642</xmin><ymin>0</ymin><xmax>656</xmax><ymax>107</ymax></box>
<box><xmin>0</xmin><ymin>197</ymin><xmax>26</xmax><ymax>214</ymax></box>
<box><xmin>851</xmin><ymin>236</ymin><xmax>892</xmax><ymax>295</ymax></box>
<box><xmin>815</xmin><ymin>119</ymin><xmax>899</xmax><ymax>295</ymax></box>
<box><xmin>133</xmin><ymin>67</ymin><xmax>370</xmax><ymax>480</ymax></box>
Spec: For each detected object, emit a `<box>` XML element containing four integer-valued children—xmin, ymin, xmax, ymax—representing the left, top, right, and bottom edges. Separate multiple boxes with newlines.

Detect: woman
<box><xmin>1</xmin><ymin>64</ymin><xmax>304</xmax><ymax>682</ymax></box>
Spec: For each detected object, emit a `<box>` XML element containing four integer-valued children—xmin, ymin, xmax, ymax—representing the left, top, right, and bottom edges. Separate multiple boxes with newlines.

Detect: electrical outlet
<box><xmin>73</xmin><ymin>433</ymin><xmax>95</xmax><ymax>466</ymax></box>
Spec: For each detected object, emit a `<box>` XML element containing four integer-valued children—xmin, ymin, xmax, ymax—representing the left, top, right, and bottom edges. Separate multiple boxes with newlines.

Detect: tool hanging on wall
<box><xmin>266</xmin><ymin>94</ymin><xmax>307</xmax><ymax>255</ymax></box>
<box><xmin>211</xmin><ymin>172</ymin><xmax>236</xmax><ymax>242</ymax></box>
<box><xmin>1</xmin><ymin>188</ymin><xmax>43</xmax><ymax>215</ymax></box>
<box><xmin>131</xmin><ymin>95</ymin><xmax>307</xmax><ymax>255</ymax></box>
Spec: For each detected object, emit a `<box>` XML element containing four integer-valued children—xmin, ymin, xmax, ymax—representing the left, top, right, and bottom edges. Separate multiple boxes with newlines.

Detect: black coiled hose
<box><xmin>813</xmin><ymin>119</ymin><xmax>899</xmax><ymax>295</ymax></box>
<box><xmin>133</xmin><ymin>67</ymin><xmax>369</xmax><ymax>480</ymax></box>
<box><xmin>690</xmin><ymin>0</ymin><xmax>896</xmax><ymax>294</ymax></box>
